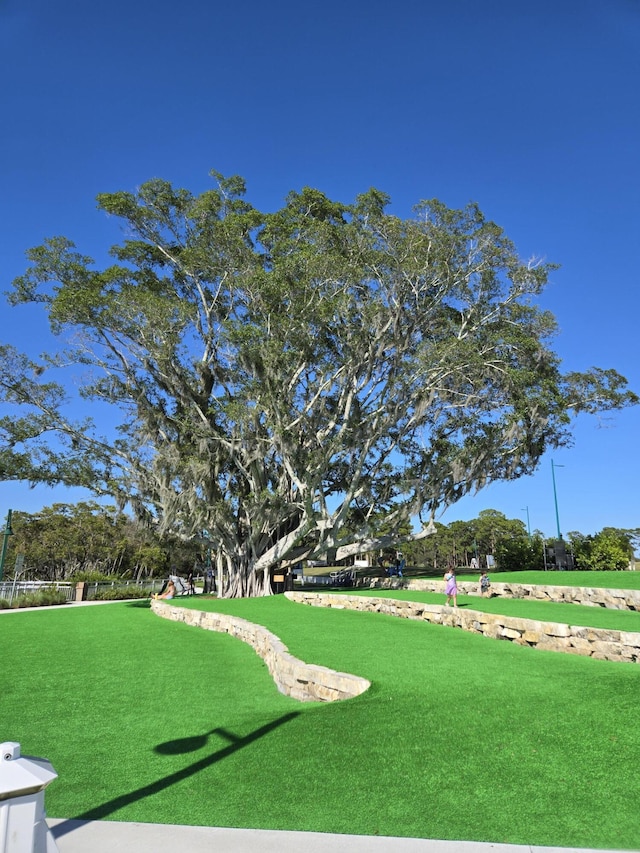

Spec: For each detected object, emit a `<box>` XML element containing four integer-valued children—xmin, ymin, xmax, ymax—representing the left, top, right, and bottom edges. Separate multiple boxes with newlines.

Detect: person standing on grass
<box><xmin>444</xmin><ymin>568</ymin><xmax>458</xmax><ymax>607</ymax></box>
<box><xmin>479</xmin><ymin>570</ymin><xmax>491</xmax><ymax>597</ymax></box>
<box><xmin>398</xmin><ymin>555</ymin><xmax>405</xmax><ymax>578</ymax></box>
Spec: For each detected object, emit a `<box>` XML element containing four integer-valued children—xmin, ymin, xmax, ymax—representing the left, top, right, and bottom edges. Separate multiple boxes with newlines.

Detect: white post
<box><xmin>0</xmin><ymin>742</ymin><xmax>59</xmax><ymax>852</ymax></box>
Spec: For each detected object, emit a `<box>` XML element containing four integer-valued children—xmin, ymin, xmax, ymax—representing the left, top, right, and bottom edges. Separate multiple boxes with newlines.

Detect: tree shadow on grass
<box><xmin>155</xmin><ymin>729</ymin><xmax>222</xmax><ymax>755</ymax></box>
<box><xmin>51</xmin><ymin>712</ymin><xmax>300</xmax><ymax>837</ymax></box>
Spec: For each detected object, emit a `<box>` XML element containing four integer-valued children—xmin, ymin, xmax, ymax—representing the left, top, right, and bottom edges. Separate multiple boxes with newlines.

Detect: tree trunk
<box><xmin>219</xmin><ymin>553</ymin><xmax>274</xmax><ymax>598</ymax></box>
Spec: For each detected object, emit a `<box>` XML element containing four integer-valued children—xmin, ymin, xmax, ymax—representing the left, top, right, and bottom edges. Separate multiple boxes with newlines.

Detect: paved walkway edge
<box><xmin>46</xmin><ymin>819</ymin><xmax>629</xmax><ymax>853</ymax></box>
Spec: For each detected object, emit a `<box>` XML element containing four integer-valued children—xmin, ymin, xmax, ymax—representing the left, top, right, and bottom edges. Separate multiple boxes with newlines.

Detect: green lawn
<box><xmin>3</xmin><ymin>596</ymin><xmax>640</xmax><ymax>850</ymax></box>
<box><xmin>339</xmin><ymin>588</ymin><xmax>640</xmax><ymax>632</ymax></box>
<box><xmin>453</xmin><ymin>570</ymin><xmax>640</xmax><ymax>590</ymax></box>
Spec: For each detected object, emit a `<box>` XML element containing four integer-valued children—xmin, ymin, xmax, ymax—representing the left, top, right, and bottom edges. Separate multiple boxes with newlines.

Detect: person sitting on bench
<box><xmin>153</xmin><ymin>579</ymin><xmax>176</xmax><ymax>600</ymax></box>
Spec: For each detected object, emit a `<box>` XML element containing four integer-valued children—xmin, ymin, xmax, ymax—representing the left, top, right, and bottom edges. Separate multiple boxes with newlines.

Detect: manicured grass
<box><xmin>454</xmin><ymin>570</ymin><xmax>640</xmax><ymax>590</ymax></box>
<box><xmin>3</xmin><ymin>597</ymin><xmax>640</xmax><ymax>850</ymax></box>
<box><xmin>342</xmin><ymin>588</ymin><xmax>640</xmax><ymax>632</ymax></box>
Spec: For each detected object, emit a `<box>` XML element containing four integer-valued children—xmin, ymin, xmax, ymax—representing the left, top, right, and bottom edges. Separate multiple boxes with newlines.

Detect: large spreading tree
<box><xmin>0</xmin><ymin>172</ymin><xmax>636</xmax><ymax>595</ymax></box>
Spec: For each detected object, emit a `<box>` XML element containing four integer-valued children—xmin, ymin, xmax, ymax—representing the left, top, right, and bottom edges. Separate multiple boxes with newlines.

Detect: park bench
<box><xmin>169</xmin><ymin>575</ymin><xmax>194</xmax><ymax>595</ymax></box>
<box><xmin>329</xmin><ymin>568</ymin><xmax>356</xmax><ymax>587</ymax></box>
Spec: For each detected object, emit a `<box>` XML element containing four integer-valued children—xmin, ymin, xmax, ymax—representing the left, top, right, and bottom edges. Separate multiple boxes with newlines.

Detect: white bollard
<box><xmin>0</xmin><ymin>742</ymin><xmax>59</xmax><ymax>852</ymax></box>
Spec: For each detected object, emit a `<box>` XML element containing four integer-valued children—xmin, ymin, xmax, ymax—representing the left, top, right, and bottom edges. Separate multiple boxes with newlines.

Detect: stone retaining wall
<box><xmin>286</xmin><ymin>591</ymin><xmax>640</xmax><ymax>663</ymax></box>
<box><xmin>357</xmin><ymin>577</ymin><xmax>640</xmax><ymax>611</ymax></box>
<box><xmin>150</xmin><ymin>600</ymin><xmax>370</xmax><ymax>702</ymax></box>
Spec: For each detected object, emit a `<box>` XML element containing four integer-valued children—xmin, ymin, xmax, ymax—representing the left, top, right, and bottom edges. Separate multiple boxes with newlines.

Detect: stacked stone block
<box><xmin>402</xmin><ymin>578</ymin><xmax>640</xmax><ymax>611</ymax></box>
<box><xmin>286</xmin><ymin>591</ymin><xmax>640</xmax><ymax>664</ymax></box>
<box><xmin>150</xmin><ymin>600</ymin><xmax>370</xmax><ymax>701</ymax></box>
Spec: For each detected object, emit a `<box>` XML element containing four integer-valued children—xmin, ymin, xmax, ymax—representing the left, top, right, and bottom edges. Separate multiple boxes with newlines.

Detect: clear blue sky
<box><xmin>1</xmin><ymin>0</ymin><xmax>638</xmax><ymax>540</ymax></box>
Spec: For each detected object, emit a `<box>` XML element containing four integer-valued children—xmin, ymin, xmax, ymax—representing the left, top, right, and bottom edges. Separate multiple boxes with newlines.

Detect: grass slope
<box><xmin>2</xmin><ymin>597</ymin><xmax>639</xmax><ymax>850</ymax></box>
<box><xmin>454</xmin><ymin>570</ymin><xmax>640</xmax><ymax>590</ymax></box>
<box><xmin>343</xmin><ymin>589</ymin><xmax>640</xmax><ymax>632</ymax></box>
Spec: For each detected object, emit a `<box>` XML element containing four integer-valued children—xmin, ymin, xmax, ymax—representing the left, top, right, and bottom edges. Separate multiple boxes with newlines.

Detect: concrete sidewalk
<box><xmin>46</xmin><ymin>819</ymin><xmax>628</xmax><ymax>853</ymax></box>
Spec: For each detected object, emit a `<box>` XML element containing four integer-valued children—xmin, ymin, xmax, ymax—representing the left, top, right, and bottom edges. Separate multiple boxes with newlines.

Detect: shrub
<box><xmin>89</xmin><ymin>587</ymin><xmax>150</xmax><ymax>601</ymax></box>
<box><xmin>11</xmin><ymin>590</ymin><xmax>68</xmax><ymax>609</ymax></box>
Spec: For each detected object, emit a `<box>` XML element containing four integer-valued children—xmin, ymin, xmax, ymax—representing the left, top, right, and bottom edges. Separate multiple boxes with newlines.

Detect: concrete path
<box><xmin>46</xmin><ymin>819</ymin><xmax>628</xmax><ymax>853</ymax></box>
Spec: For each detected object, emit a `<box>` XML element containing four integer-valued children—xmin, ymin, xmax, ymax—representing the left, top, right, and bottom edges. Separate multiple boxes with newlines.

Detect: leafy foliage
<box><xmin>404</xmin><ymin>512</ymin><xmax>636</xmax><ymax>572</ymax></box>
<box><xmin>404</xmin><ymin>509</ymin><xmax>542</xmax><ymax>571</ymax></box>
<box><xmin>0</xmin><ymin>589</ymin><xmax>68</xmax><ymax>609</ymax></box>
<box><xmin>1</xmin><ymin>172</ymin><xmax>637</xmax><ymax>596</ymax></box>
<box><xmin>567</xmin><ymin>527</ymin><xmax>637</xmax><ymax>571</ymax></box>
<box><xmin>3</xmin><ymin>502</ymin><xmax>200</xmax><ymax>580</ymax></box>
<box><xmin>88</xmin><ymin>586</ymin><xmax>151</xmax><ymax>601</ymax></box>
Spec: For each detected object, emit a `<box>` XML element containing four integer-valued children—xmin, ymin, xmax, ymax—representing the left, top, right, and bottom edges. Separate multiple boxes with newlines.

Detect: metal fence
<box><xmin>299</xmin><ymin>574</ymin><xmax>333</xmax><ymax>586</ymax></box>
<box><xmin>0</xmin><ymin>578</ymin><xmax>167</xmax><ymax>606</ymax></box>
<box><xmin>0</xmin><ymin>580</ymin><xmax>75</xmax><ymax>605</ymax></box>
<box><xmin>83</xmin><ymin>579</ymin><xmax>165</xmax><ymax>600</ymax></box>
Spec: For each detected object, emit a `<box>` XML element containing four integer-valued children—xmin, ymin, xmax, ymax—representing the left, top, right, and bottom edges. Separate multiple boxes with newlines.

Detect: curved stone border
<box><xmin>150</xmin><ymin>600</ymin><xmax>370</xmax><ymax>702</ymax></box>
<box><xmin>402</xmin><ymin>579</ymin><xmax>640</xmax><ymax>610</ymax></box>
<box><xmin>286</xmin><ymin>592</ymin><xmax>640</xmax><ymax>663</ymax></box>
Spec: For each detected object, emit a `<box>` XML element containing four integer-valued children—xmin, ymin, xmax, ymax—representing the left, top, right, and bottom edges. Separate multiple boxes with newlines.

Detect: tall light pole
<box><xmin>0</xmin><ymin>509</ymin><xmax>13</xmax><ymax>583</ymax></box>
<box><xmin>551</xmin><ymin>461</ymin><xmax>564</xmax><ymax>540</ymax></box>
<box><xmin>521</xmin><ymin>506</ymin><xmax>531</xmax><ymax>539</ymax></box>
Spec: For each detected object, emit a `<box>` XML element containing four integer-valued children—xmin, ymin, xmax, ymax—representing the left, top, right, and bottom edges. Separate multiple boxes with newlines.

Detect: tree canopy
<box><xmin>4</xmin><ymin>502</ymin><xmax>200</xmax><ymax>581</ymax></box>
<box><xmin>1</xmin><ymin>171</ymin><xmax>637</xmax><ymax>595</ymax></box>
<box><xmin>567</xmin><ymin>527</ymin><xmax>637</xmax><ymax>571</ymax></box>
<box><xmin>404</xmin><ymin>509</ymin><xmax>543</xmax><ymax>572</ymax></box>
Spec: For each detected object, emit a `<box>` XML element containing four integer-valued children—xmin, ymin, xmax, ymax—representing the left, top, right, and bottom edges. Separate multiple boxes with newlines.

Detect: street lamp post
<box><xmin>0</xmin><ymin>509</ymin><xmax>14</xmax><ymax>583</ymax></box>
<box><xmin>551</xmin><ymin>461</ymin><xmax>564</xmax><ymax>541</ymax></box>
<box><xmin>521</xmin><ymin>506</ymin><xmax>531</xmax><ymax>538</ymax></box>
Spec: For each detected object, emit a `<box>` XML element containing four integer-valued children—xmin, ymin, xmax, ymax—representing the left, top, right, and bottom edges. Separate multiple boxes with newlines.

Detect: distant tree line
<box><xmin>2</xmin><ymin>503</ymin><xmax>637</xmax><ymax>580</ymax></box>
<box><xmin>4</xmin><ymin>502</ymin><xmax>202</xmax><ymax>581</ymax></box>
<box><xmin>401</xmin><ymin>509</ymin><xmax>637</xmax><ymax>572</ymax></box>
<box><xmin>565</xmin><ymin>527</ymin><xmax>638</xmax><ymax>572</ymax></box>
